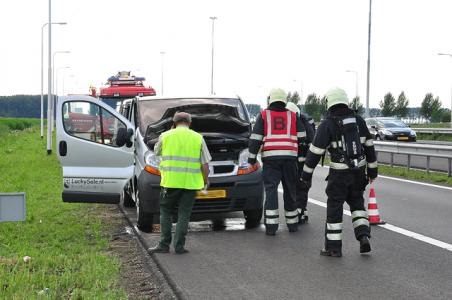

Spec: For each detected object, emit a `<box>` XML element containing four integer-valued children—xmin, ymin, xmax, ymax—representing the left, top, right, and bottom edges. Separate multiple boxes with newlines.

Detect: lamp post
<box><xmin>41</xmin><ymin>21</ymin><xmax>66</xmax><ymax>139</ymax></box>
<box><xmin>51</xmin><ymin>51</ymin><xmax>70</xmax><ymax>131</ymax></box>
<box><xmin>46</xmin><ymin>0</ymin><xmax>52</xmax><ymax>154</ymax></box>
<box><xmin>365</xmin><ymin>0</ymin><xmax>372</xmax><ymax>118</ymax></box>
<box><xmin>346</xmin><ymin>70</ymin><xmax>359</xmax><ymax>99</ymax></box>
<box><xmin>55</xmin><ymin>66</ymin><xmax>70</xmax><ymax>98</ymax></box>
<box><xmin>160</xmin><ymin>51</ymin><xmax>165</xmax><ymax>95</ymax></box>
<box><xmin>210</xmin><ymin>16</ymin><xmax>217</xmax><ymax>95</ymax></box>
<box><xmin>438</xmin><ymin>52</ymin><xmax>452</xmax><ymax>128</ymax></box>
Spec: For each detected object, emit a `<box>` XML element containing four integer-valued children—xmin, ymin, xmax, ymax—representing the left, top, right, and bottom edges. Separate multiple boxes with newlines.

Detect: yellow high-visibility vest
<box><xmin>160</xmin><ymin>127</ymin><xmax>204</xmax><ymax>190</ymax></box>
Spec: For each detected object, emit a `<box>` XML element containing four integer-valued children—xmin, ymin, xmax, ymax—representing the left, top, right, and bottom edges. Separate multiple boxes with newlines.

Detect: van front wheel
<box><xmin>244</xmin><ymin>208</ymin><xmax>263</xmax><ymax>227</ymax></box>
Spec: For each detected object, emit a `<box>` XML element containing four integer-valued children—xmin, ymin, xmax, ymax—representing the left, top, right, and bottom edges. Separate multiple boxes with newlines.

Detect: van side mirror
<box><xmin>126</xmin><ymin>128</ymin><xmax>134</xmax><ymax>148</ymax></box>
<box><xmin>116</xmin><ymin>127</ymin><xmax>134</xmax><ymax>148</ymax></box>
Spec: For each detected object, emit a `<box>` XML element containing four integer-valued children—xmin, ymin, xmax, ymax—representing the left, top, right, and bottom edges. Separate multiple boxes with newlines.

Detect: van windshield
<box><xmin>138</xmin><ymin>98</ymin><xmax>248</xmax><ymax>133</ymax></box>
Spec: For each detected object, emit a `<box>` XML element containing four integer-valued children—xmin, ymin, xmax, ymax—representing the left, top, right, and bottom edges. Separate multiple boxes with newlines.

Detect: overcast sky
<box><xmin>2</xmin><ymin>0</ymin><xmax>452</xmax><ymax>109</ymax></box>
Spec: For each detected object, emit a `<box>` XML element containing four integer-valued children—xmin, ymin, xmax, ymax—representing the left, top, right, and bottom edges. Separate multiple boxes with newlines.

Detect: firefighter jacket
<box><xmin>300</xmin><ymin>105</ymin><xmax>378</xmax><ymax>181</ymax></box>
<box><xmin>298</xmin><ymin>113</ymin><xmax>316</xmax><ymax>165</ymax></box>
<box><xmin>248</xmin><ymin>102</ymin><xmax>306</xmax><ymax>164</ymax></box>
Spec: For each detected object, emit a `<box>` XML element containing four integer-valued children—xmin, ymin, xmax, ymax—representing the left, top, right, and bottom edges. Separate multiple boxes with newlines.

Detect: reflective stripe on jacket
<box><xmin>160</xmin><ymin>127</ymin><xmax>204</xmax><ymax>190</ymax></box>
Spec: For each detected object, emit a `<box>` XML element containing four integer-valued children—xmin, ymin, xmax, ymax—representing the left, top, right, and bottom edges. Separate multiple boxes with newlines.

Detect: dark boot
<box><xmin>298</xmin><ymin>210</ymin><xmax>309</xmax><ymax>224</ymax></box>
<box><xmin>265</xmin><ymin>227</ymin><xmax>276</xmax><ymax>236</ymax></box>
<box><xmin>359</xmin><ymin>236</ymin><xmax>371</xmax><ymax>253</ymax></box>
<box><xmin>149</xmin><ymin>245</ymin><xmax>169</xmax><ymax>254</ymax></box>
<box><xmin>320</xmin><ymin>248</ymin><xmax>342</xmax><ymax>257</ymax></box>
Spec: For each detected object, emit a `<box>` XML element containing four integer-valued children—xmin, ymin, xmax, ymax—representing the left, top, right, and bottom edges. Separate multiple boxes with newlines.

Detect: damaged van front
<box><xmin>130</xmin><ymin>97</ymin><xmax>264</xmax><ymax>231</ymax></box>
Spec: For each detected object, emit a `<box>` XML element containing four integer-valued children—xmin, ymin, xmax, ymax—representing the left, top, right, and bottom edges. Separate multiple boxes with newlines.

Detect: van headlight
<box><xmin>144</xmin><ymin>151</ymin><xmax>161</xmax><ymax>176</ymax></box>
<box><xmin>237</xmin><ymin>149</ymin><xmax>260</xmax><ymax>175</ymax></box>
<box><xmin>410</xmin><ymin>130</ymin><xmax>416</xmax><ymax>136</ymax></box>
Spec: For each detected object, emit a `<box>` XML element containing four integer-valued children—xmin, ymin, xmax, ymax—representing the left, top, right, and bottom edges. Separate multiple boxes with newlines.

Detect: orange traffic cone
<box><xmin>368</xmin><ymin>186</ymin><xmax>385</xmax><ymax>225</ymax></box>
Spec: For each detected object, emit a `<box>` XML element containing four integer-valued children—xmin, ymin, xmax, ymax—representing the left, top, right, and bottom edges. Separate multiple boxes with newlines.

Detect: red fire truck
<box><xmin>64</xmin><ymin>71</ymin><xmax>156</xmax><ymax>144</ymax></box>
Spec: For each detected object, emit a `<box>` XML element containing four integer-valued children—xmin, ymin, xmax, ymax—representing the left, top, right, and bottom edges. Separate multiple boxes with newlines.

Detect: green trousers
<box><xmin>159</xmin><ymin>188</ymin><xmax>196</xmax><ymax>251</ymax></box>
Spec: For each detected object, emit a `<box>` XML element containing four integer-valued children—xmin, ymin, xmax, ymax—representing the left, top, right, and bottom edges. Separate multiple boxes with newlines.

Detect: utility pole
<box><xmin>210</xmin><ymin>17</ymin><xmax>217</xmax><ymax>95</ymax></box>
<box><xmin>46</xmin><ymin>0</ymin><xmax>52</xmax><ymax>154</ymax></box>
<box><xmin>365</xmin><ymin>0</ymin><xmax>372</xmax><ymax>118</ymax></box>
<box><xmin>160</xmin><ymin>51</ymin><xmax>165</xmax><ymax>96</ymax></box>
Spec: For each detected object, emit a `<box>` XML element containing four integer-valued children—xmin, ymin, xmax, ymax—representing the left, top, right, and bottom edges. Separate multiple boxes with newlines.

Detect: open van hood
<box><xmin>144</xmin><ymin>104</ymin><xmax>250</xmax><ymax>146</ymax></box>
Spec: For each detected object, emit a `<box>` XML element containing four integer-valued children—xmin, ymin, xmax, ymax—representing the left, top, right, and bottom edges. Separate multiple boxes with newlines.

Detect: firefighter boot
<box><xmin>359</xmin><ymin>236</ymin><xmax>371</xmax><ymax>253</ymax></box>
<box><xmin>320</xmin><ymin>248</ymin><xmax>342</xmax><ymax>257</ymax></box>
<box><xmin>298</xmin><ymin>209</ymin><xmax>309</xmax><ymax>224</ymax></box>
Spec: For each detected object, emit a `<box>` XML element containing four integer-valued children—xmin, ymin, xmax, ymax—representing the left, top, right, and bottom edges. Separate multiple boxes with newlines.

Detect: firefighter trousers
<box><xmin>297</xmin><ymin>162</ymin><xmax>310</xmax><ymax>214</ymax></box>
<box><xmin>324</xmin><ymin>168</ymin><xmax>371</xmax><ymax>251</ymax></box>
<box><xmin>263</xmin><ymin>159</ymin><xmax>298</xmax><ymax>232</ymax></box>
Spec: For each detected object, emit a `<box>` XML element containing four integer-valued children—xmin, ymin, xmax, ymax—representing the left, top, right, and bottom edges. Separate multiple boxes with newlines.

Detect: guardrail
<box><xmin>412</xmin><ymin>128</ymin><xmax>452</xmax><ymax>135</ymax></box>
<box><xmin>374</xmin><ymin>141</ymin><xmax>452</xmax><ymax>176</ymax></box>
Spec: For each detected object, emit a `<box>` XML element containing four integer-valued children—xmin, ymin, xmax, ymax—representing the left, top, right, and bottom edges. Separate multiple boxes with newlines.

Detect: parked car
<box><xmin>56</xmin><ymin>95</ymin><xmax>264</xmax><ymax>232</ymax></box>
<box><xmin>365</xmin><ymin>117</ymin><xmax>416</xmax><ymax>142</ymax></box>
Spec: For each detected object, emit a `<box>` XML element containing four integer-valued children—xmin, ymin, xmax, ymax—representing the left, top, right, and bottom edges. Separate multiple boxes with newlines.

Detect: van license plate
<box><xmin>196</xmin><ymin>190</ymin><xmax>226</xmax><ymax>199</ymax></box>
<box><xmin>397</xmin><ymin>136</ymin><xmax>409</xmax><ymax>140</ymax></box>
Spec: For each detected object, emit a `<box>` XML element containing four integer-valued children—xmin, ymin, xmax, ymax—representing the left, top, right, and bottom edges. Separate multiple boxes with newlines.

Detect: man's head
<box><xmin>326</xmin><ymin>87</ymin><xmax>349</xmax><ymax>110</ymax></box>
<box><xmin>173</xmin><ymin>112</ymin><xmax>192</xmax><ymax>127</ymax></box>
<box><xmin>285</xmin><ymin>102</ymin><xmax>300</xmax><ymax>115</ymax></box>
<box><xmin>268</xmin><ymin>88</ymin><xmax>288</xmax><ymax>105</ymax></box>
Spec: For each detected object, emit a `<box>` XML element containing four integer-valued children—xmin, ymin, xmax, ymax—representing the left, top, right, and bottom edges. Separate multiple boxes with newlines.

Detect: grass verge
<box><xmin>378</xmin><ymin>164</ymin><xmax>452</xmax><ymax>186</ymax></box>
<box><xmin>416</xmin><ymin>133</ymin><xmax>452</xmax><ymax>142</ymax></box>
<box><xmin>0</xmin><ymin>125</ymin><xmax>126</xmax><ymax>298</ymax></box>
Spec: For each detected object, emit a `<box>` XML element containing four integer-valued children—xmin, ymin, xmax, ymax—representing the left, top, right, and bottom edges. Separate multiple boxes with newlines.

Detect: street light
<box><xmin>51</xmin><ymin>51</ymin><xmax>70</xmax><ymax>131</ymax></box>
<box><xmin>438</xmin><ymin>52</ymin><xmax>452</xmax><ymax>128</ymax></box>
<box><xmin>41</xmin><ymin>21</ymin><xmax>66</xmax><ymax>139</ymax></box>
<box><xmin>160</xmin><ymin>51</ymin><xmax>165</xmax><ymax>95</ymax></box>
<box><xmin>210</xmin><ymin>16</ymin><xmax>217</xmax><ymax>95</ymax></box>
<box><xmin>46</xmin><ymin>0</ymin><xmax>52</xmax><ymax>154</ymax></box>
<box><xmin>346</xmin><ymin>70</ymin><xmax>359</xmax><ymax>99</ymax></box>
<box><xmin>365</xmin><ymin>0</ymin><xmax>372</xmax><ymax>118</ymax></box>
<box><xmin>55</xmin><ymin>66</ymin><xmax>70</xmax><ymax>97</ymax></box>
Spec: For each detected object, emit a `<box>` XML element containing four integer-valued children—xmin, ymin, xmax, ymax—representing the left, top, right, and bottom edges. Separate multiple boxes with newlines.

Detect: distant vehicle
<box><xmin>56</xmin><ymin>95</ymin><xmax>264</xmax><ymax>231</ymax></box>
<box><xmin>365</xmin><ymin>117</ymin><xmax>416</xmax><ymax>142</ymax></box>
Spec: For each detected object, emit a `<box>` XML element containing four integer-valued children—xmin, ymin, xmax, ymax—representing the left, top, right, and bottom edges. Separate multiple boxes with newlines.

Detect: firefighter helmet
<box><xmin>285</xmin><ymin>102</ymin><xmax>300</xmax><ymax>114</ymax></box>
<box><xmin>268</xmin><ymin>88</ymin><xmax>287</xmax><ymax>104</ymax></box>
<box><xmin>326</xmin><ymin>87</ymin><xmax>349</xmax><ymax>109</ymax></box>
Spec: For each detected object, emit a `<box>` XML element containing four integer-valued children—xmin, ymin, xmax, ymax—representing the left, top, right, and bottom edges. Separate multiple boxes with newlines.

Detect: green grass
<box><xmin>0</xmin><ymin>124</ymin><xmax>126</xmax><ymax>298</ymax></box>
<box><xmin>416</xmin><ymin>133</ymin><xmax>452</xmax><ymax>142</ymax></box>
<box><xmin>0</xmin><ymin>118</ymin><xmax>41</xmax><ymax>136</ymax></box>
<box><xmin>411</xmin><ymin>122</ymin><xmax>451</xmax><ymax>128</ymax></box>
<box><xmin>378</xmin><ymin>164</ymin><xmax>452</xmax><ymax>186</ymax></box>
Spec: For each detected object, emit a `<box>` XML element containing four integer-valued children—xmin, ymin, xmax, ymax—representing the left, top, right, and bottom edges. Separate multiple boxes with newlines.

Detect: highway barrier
<box><xmin>412</xmin><ymin>128</ymin><xmax>452</xmax><ymax>135</ymax></box>
<box><xmin>374</xmin><ymin>141</ymin><xmax>452</xmax><ymax>176</ymax></box>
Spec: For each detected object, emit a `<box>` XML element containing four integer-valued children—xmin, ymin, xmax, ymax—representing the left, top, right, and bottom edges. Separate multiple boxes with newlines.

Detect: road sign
<box><xmin>0</xmin><ymin>193</ymin><xmax>26</xmax><ymax>222</ymax></box>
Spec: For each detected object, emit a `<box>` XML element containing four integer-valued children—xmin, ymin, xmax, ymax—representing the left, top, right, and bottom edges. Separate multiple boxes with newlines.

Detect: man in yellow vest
<box><xmin>149</xmin><ymin>112</ymin><xmax>211</xmax><ymax>254</ymax></box>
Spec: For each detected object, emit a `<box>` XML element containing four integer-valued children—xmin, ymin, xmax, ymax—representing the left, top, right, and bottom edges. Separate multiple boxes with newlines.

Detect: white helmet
<box><xmin>268</xmin><ymin>88</ymin><xmax>287</xmax><ymax>105</ymax></box>
<box><xmin>326</xmin><ymin>87</ymin><xmax>349</xmax><ymax>109</ymax></box>
<box><xmin>285</xmin><ymin>102</ymin><xmax>300</xmax><ymax>114</ymax></box>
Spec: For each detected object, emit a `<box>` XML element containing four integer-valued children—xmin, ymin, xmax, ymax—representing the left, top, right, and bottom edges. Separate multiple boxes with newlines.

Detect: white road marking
<box><xmin>278</xmin><ymin>188</ymin><xmax>452</xmax><ymax>252</ymax></box>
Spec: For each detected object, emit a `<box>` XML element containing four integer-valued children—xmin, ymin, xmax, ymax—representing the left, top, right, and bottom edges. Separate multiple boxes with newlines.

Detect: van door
<box><xmin>56</xmin><ymin>95</ymin><xmax>134</xmax><ymax>204</ymax></box>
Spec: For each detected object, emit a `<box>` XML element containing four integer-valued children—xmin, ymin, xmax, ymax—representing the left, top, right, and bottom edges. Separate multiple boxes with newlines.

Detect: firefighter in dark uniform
<box><xmin>300</xmin><ymin>88</ymin><xmax>378</xmax><ymax>257</ymax></box>
<box><xmin>248</xmin><ymin>88</ymin><xmax>307</xmax><ymax>235</ymax></box>
<box><xmin>286</xmin><ymin>102</ymin><xmax>316</xmax><ymax>224</ymax></box>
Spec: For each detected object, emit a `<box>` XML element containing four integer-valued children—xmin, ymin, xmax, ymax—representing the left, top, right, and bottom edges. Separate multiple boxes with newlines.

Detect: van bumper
<box><xmin>137</xmin><ymin>169</ymin><xmax>264</xmax><ymax>214</ymax></box>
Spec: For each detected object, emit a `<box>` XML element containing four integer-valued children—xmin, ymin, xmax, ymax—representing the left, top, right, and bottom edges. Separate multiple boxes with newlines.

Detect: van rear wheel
<box><xmin>244</xmin><ymin>208</ymin><xmax>263</xmax><ymax>227</ymax></box>
<box><xmin>123</xmin><ymin>184</ymin><xmax>135</xmax><ymax>208</ymax></box>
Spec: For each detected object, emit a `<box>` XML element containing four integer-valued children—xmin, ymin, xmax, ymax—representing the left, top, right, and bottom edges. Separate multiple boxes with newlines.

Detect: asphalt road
<box><xmin>123</xmin><ymin>167</ymin><xmax>452</xmax><ymax>300</ymax></box>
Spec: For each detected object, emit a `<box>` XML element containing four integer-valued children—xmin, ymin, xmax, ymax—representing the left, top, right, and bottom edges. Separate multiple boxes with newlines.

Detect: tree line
<box><xmin>246</xmin><ymin>91</ymin><xmax>451</xmax><ymax>123</ymax></box>
<box><xmin>0</xmin><ymin>95</ymin><xmax>50</xmax><ymax>118</ymax></box>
